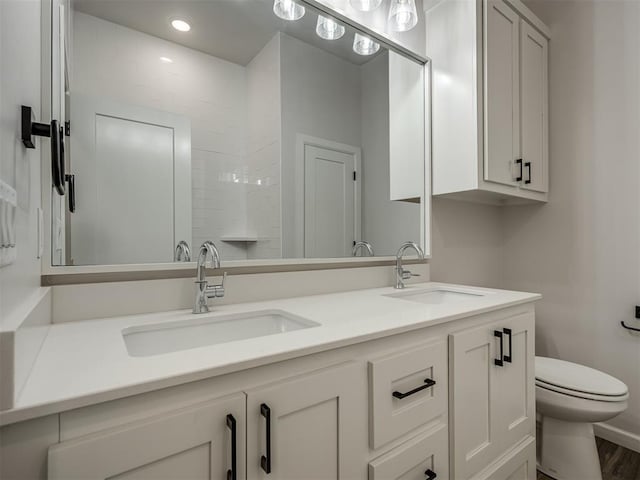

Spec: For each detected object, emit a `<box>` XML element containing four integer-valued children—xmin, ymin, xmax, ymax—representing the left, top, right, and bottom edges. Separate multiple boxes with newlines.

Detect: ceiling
<box><xmin>72</xmin><ymin>0</ymin><xmax>383</xmax><ymax>66</ymax></box>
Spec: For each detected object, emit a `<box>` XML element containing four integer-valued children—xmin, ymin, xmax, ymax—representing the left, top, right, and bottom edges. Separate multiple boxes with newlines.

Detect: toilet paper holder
<box><xmin>620</xmin><ymin>307</ymin><xmax>640</xmax><ymax>332</ymax></box>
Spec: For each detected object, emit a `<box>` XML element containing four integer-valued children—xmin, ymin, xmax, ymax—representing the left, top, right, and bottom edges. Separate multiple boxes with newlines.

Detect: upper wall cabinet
<box><xmin>426</xmin><ymin>0</ymin><xmax>550</xmax><ymax>204</ymax></box>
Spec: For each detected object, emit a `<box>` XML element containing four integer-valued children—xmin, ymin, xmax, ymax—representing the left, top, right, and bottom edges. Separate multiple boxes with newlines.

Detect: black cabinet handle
<box><xmin>65</xmin><ymin>174</ymin><xmax>75</xmax><ymax>213</ymax></box>
<box><xmin>515</xmin><ymin>159</ymin><xmax>523</xmax><ymax>182</ymax></box>
<box><xmin>425</xmin><ymin>469</ymin><xmax>437</xmax><ymax>480</ymax></box>
<box><xmin>392</xmin><ymin>378</ymin><xmax>436</xmax><ymax>399</ymax></box>
<box><xmin>226</xmin><ymin>414</ymin><xmax>237</xmax><ymax>480</ymax></box>
<box><xmin>524</xmin><ymin>162</ymin><xmax>531</xmax><ymax>184</ymax></box>
<box><xmin>260</xmin><ymin>403</ymin><xmax>271</xmax><ymax>474</ymax></box>
<box><xmin>494</xmin><ymin>330</ymin><xmax>504</xmax><ymax>366</ymax></box>
<box><xmin>503</xmin><ymin>328</ymin><xmax>512</xmax><ymax>363</ymax></box>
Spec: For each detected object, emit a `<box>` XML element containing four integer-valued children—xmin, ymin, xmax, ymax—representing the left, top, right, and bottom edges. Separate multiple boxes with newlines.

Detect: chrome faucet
<box><xmin>352</xmin><ymin>240</ymin><xmax>374</xmax><ymax>257</ymax></box>
<box><xmin>174</xmin><ymin>240</ymin><xmax>191</xmax><ymax>262</ymax></box>
<box><xmin>193</xmin><ymin>241</ymin><xmax>226</xmax><ymax>314</ymax></box>
<box><xmin>395</xmin><ymin>241</ymin><xmax>425</xmax><ymax>289</ymax></box>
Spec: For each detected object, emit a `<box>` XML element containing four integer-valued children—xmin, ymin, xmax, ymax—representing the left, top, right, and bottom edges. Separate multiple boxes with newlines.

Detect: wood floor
<box><xmin>537</xmin><ymin>438</ymin><xmax>640</xmax><ymax>480</ymax></box>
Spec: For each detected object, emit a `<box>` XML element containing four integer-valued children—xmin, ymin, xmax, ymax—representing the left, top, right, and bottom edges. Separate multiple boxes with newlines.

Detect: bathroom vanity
<box><xmin>0</xmin><ymin>283</ymin><xmax>539</xmax><ymax>480</ymax></box>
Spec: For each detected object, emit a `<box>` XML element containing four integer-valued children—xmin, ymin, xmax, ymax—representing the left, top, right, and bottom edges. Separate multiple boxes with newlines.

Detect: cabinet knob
<box><xmin>425</xmin><ymin>469</ymin><xmax>437</xmax><ymax>480</ymax></box>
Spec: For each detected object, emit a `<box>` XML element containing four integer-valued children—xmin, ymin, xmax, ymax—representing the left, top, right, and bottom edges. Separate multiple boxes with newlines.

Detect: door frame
<box><xmin>295</xmin><ymin>134</ymin><xmax>362</xmax><ymax>259</ymax></box>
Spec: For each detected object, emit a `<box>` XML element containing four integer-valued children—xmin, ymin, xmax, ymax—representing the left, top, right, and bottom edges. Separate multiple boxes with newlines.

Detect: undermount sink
<box><xmin>385</xmin><ymin>287</ymin><xmax>488</xmax><ymax>305</ymax></box>
<box><xmin>123</xmin><ymin>310</ymin><xmax>320</xmax><ymax>357</ymax></box>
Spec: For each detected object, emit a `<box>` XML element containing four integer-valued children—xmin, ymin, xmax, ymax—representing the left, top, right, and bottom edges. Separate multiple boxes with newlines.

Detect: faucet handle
<box><xmin>401</xmin><ymin>269</ymin><xmax>420</xmax><ymax>280</ymax></box>
<box><xmin>206</xmin><ymin>272</ymin><xmax>227</xmax><ymax>299</ymax></box>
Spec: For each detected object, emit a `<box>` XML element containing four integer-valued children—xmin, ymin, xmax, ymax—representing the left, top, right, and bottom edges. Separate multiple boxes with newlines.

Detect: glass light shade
<box><xmin>273</xmin><ymin>0</ymin><xmax>305</xmax><ymax>21</ymax></box>
<box><xmin>316</xmin><ymin>16</ymin><xmax>345</xmax><ymax>40</ymax></box>
<box><xmin>353</xmin><ymin>33</ymin><xmax>380</xmax><ymax>56</ymax></box>
<box><xmin>388</xmin><ymin>0</ymin><xmax>418</xmax><ymax>32</ymax></box>
<box><xmin>349</xmin><ymin>0</ymin><xmax>382</xmax><ymax>12</ymax></box>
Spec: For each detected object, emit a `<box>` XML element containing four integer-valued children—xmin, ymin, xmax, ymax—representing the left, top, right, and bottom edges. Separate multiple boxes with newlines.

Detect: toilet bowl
<box><xmin>535</xmin><ymin>357</ymin><xmax>628</xmax><ymax>480</ymax></box>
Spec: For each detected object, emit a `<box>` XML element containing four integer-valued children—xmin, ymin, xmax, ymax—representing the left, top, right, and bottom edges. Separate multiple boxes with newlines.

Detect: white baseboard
<box><xmin>594</xmin><ymin>422</ymin><xmax>640</xmax><ymax>454</ymax></box>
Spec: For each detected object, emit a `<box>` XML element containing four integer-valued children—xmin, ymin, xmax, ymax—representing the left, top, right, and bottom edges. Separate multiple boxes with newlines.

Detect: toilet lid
<box><xmin>535</xmin><ymin>357</ymin><xmax>628</xmax><ymax>397</ymax></box>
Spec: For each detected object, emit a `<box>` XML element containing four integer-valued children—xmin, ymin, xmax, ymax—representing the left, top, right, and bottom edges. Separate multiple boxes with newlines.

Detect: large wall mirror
<box><xmin>49</xmin><ymin>0</ymin><xmax>428</xmax><ymax>268</ymax></box>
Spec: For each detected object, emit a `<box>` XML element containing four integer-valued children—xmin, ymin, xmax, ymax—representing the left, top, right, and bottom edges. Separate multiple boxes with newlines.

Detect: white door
<box><xmin>484</xmin><ymin>0</ymin><xmax>521</xmax><ymax>187</ymax></box>
<box><xmin>70</xmin><ymin>96</ymin><xmax>191</xmax><ymax>265</ymax></box>
<box><xmin>520</xmin><ymin>20</ymin><xmax>549</xmax><ymax>193</ymax></box>
<box><xmin>48</xmin><ymin>394</ymin><xmax>246</xmax><ymax>479</ymax></box>
<box><xmin>304</xmin><ymin>144</ymin><xmax>358</xmax><ymax>258</ymax></box>
<box><xmin>246</xmin><ymin>363</ymin><xmax>368</xmax><ymax>480</ymax></box>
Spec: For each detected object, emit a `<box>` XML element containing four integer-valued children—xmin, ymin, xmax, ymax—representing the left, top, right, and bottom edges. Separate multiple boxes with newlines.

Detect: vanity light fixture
<box><xmin>171</xmin><ymin>19</ymin><xmax>191</xmax><ymax>32</ymax></box>
<box><xmin>388</xmin><ymin>0</ymin><xmax>418</xmax><ymax>32</ymax></box>
<box><xmin>316</xmin><ymin>15</ymin><xmax>345</xmax><ymax>40</ymax></box>
<box><xmin>159</xmin><ymin>56</ymin><xmax>174</xmax><ymax>63</ymax></box>
<box><xmin>353</xmin><ymin>33</ymin><xmax>380</xmax><ymax>55</ymax></box>
<box><xmin>273</xmin><ymin>0</ymin><xmax>305</xmax><ymax>21</ymax></box>
<box><xmin>349</xmin><ymin>0</ymin><xmax>382</xmax><ymax>12</ymax></box>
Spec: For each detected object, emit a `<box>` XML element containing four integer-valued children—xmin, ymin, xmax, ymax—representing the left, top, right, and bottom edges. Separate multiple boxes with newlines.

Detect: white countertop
<box><xmin>1</xmin><ymin>282</ymin><xmax>539</xmax><ymax>426</ymax></box>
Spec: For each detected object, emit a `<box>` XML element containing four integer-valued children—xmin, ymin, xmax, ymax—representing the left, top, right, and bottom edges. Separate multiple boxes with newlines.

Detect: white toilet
<box><xmin>535</xmin><ymin>356</ymin><xmax>629</xmax><ymax>480</ymax></box>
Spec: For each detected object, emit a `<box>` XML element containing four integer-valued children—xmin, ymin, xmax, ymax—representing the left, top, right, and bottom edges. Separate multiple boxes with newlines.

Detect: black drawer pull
<box><xmin>503</xmin><ymin>328</ymin><xmax>512</xmax><ymax>363</ymax></box>
<box><xmin>392</xmin><ymin>378</ymin><xmax>436</xmax><ymax>399</ymax></box>
<box><xmin>494</xmin><ymin>330</ymin><xmax>504</xmax><ymax>366</ymax></box>
<box><xmin>425</xmin><ymin>469</ymin><xmax>437</xmax><ymax>480</ymax></box>
<box><xmin>260</xmin><ymin>403</ymin><xmax>271</xmax><ymax>474</ymax></box>
<box><xmin>226</xmin><ymin>414</ymin><xmax>237</xmax><ymax>480</ymax></box>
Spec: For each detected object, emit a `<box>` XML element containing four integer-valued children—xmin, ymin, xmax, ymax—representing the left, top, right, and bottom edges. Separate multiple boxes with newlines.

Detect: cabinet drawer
<box><xmin>368</xmin><ymin>424</ymin><xmax>448</xmax><ymax>480</ymax></box>
<box><xmin>369</xmin><ymin>341</ymin><xmax>447</xmax><ymax>449</ymax></box>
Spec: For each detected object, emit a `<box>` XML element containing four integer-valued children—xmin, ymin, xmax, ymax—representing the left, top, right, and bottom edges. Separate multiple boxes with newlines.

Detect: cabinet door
<box><xmin>368</xmin><ymin>425</ymin><xmax>448</xmax><ymax>480</ymax></box>
<box><xmin>484</xmin><ymin>0</ymin><xmax>521</xmax><ymax>187</ymax></box>
<box><xmin>493</xmin><ymin>312</ymin><xmax>535</xmax><ymax>454</ymax></box>
<box><xmin>473</xmin><ymin>438</ymin><xmax>536</xmax><ymax>480</ymax></box>
<box><xmin>48</xmin><ymin>394</ymin><xmax>245</xmax><ymax>480</ymax></box>
<box><xmin>450</xmin><ymin>311</ymin><xmax>535</xmax><ymax>480</ymax></box>
<box><xmin>246</xmin><ymin>363</ymin><xmax>367</xmax><ymax>480</ymax></box>
<box><xmin>449</xmin><ymin>322</ymin><xmax>503</xmax><ymax>479</ymax></box>
<box><xmin>520</xmin><ymin>20</ymin><xmax>549</xmax><ymax>193</ymax></box>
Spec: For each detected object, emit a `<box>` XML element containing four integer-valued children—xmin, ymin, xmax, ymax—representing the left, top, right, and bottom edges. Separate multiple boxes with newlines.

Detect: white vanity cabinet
<box><xmin>0</xmin><ymin>301</ymin><xmax>538</xmax><ymax>480</ymax></box>
<box><xmin>449</xmin><ymin>311</ymin><xmax>535</xmax><ymax>479</ymax></box>
<box><xmin>427</xmin><ymin>0</ymin><xmax>550</xmax><ymax>204</ymax></box>
<box><xmin>48</xmin><ymin>393</ymin><xmax>246</xmax><ymax>480</ymax></box>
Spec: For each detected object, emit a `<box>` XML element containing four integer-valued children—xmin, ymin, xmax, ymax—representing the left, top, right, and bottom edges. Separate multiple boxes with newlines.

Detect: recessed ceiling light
<box><xmin>160</xmin><ymin>56</ymin><xmax>174</xmax><ymax>63</ymax></box>
<box><xmin>171</xmin><ymin>19</ymin><xmax>191</xmax><ymax>32</ymax></box>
